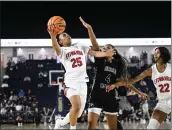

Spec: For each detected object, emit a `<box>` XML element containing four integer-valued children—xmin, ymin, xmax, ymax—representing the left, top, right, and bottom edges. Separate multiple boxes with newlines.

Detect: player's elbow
<box><xmin>88</xmin><ymin>50</ymin><xmax>96</xmax><ymax>56</ymax></box>
<box><xmin>92</xmin><ymin>47</ymin><xmax>99</xmax><ymax>51</ymax></box>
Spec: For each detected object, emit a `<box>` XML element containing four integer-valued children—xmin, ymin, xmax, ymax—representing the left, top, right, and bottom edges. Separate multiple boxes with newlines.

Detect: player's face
<box><xmin>102</xmin><ymin>45</ymin><xmax>116</xmax><ymax>57</ymax></box>
<box><xmin>154</xmin><ymin>48</ymin><xmax>161</xmax><ymax>62</ymax></box>
<box><xmin>59</xmin><ymin>33</ymin><xmax>72</xmax><ymax>46</ymax></box>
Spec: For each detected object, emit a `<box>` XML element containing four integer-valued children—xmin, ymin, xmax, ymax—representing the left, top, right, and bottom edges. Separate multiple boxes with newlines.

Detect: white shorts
<box><xmin>154</xmin><ymin>98</ymin><xmax>171</xmax><ymax>114</ymax></box>
<box><xmin>64</xmin><ymin>82</ymin><xmax>87</xmax><ymax>104</ymax></box>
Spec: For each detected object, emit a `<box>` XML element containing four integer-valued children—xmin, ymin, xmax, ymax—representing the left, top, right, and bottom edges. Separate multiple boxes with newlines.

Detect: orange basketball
<box><xmin>47</xmin><ymin>16</ymin><xmax>66</xmax><ymax>35</ymax></box>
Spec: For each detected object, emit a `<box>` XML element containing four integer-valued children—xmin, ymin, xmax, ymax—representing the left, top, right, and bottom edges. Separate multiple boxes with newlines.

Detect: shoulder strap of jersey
<box><xmin>151</xmin><ymin>64</ymin><xmax>157</xmax><ymax>76</ymax></box>
<box><xmin>167</xmin><ymin>63</ymin><xmax>171</xmax><ymax>67</ymax></box>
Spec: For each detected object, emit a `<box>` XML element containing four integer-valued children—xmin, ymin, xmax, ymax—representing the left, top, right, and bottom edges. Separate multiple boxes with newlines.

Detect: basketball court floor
<box><xmin>1</xmin><ymin>121</ymin><xmax>171</xmax><ymax>129</ymax></box>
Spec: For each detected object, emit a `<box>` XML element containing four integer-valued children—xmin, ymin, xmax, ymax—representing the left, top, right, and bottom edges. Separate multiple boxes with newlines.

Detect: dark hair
<box><xmin>156</xmin><ymin>47</ymin><xmax>171</xmax><ymax>64</ymax></box>
<box><xmin>107</xmin><ymin>44</ymin><xmax>128</xmax><ymax>80</ymax></box>
<box><xmin>57</xmin><ymin>37</ymin><xmax>63</xmax><ymax>47</ymax></box>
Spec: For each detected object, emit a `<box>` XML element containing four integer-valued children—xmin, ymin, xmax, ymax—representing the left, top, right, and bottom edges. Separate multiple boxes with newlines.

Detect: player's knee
<box><xmin>72</xmin><ymin>104</ymin><xmax>81</xmax><ymax>112</ymax></box>
<box><xmin>147</xmin><ymin>118</ymin><xmax>160</xmax><ymax>129</ymax></box>
<box><xmin>77</xmin><ymin>106</ymin><xmax>85</xmax><ymax>118</ymax></box>
<box><xmin>77</xmin><ymin>110</ymin><xmax>83</xmax><ymax>118</ymax></box>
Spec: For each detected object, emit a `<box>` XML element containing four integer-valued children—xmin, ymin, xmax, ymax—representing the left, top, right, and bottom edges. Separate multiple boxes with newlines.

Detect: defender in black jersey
<box><xmin>88</xmin><ymin>54</ymin><xmax>121</xmax><ymax>114</ymax></box>
<box><xmin>80</xmin><ymin>17</ymin><xmax>145</xmax><ymax>130</ymax></box>
<box><xmin>88</xmin><ymin>44</ymin><xmax>126</xmax><ymax>129</ymax></box>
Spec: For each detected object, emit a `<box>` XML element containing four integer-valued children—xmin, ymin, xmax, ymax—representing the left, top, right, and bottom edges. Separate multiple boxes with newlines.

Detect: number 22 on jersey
<box><xmin>71</xmin><ymin>57</ymin><xmax>83</xmax><ymax>68</ymax></box>
<box><xmin>159</xmin><ymin>83</ymin><xmax>170</xmax><ymax>93</ymax></box>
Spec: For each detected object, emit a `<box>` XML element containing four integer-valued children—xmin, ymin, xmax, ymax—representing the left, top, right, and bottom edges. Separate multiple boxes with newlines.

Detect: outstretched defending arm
<box><xmin>129</xmin><ymin>67</ymin><xmax>152</xmax><ymax>84</ymax></box>
<box><xmin>80</xmin><ymin>17</ymin><xmax>100</xmax><ymax>51</ymax></box>
<box><xmin>106</xmin><ymin>67</ymin><xmax>152</xmax><ymax>91</ymax></box>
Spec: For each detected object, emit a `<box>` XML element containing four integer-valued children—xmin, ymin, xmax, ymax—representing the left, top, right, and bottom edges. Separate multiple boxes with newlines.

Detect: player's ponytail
<box><xmin>114</xmin><ymin>51</ymin><xmax>128</xmax><ymax>80</ymax></box>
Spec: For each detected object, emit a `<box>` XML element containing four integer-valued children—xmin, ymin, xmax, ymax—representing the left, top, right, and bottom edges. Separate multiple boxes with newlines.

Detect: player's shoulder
<box><xmin>167</xmin><ymin>63</ymin><xmax>171</xmax><ymax>69</ymax></box>
<box><xmin>151</xmin><ymin>63</ymin><xmax>156</xmax><ymax>67</ymax></box>
<box><xmin>94</xmin><ymin>57</ymin><xmax>105</xmax><ymax>65</ymax></box>
<box><xmin>72</xmin><ymin>42</ymin><xmax>83</xmax><ymax>47</ymax></box>
<box><xmin>60</xmin><ymin>47</ymin><xmax>68</xmax><ymax>52</ymax></box>
<box><xmin>71</xmin><ymin>42</ymin><xmax>81</xmax><ymax>49</ymax></box>
<box><xmin>150</xmin><ymin>63</ymin><xmax>156</xmax><ymax>70</ymax></box>
<box><xmin>167</xmin><ymin>63</ymin><xmax>171</xmax><ymax>66</ymax></box>
<box><xmin>71</xmin><ymin>42</ymin><xmax>79</xmax><ymax>47</ymax></box>
<box><xmin>60</xmin><ymin>46</ymin><xmax>66</xmax><ymax>49</ymax></box>
<box><xmin>72</xmin><ymin>42</ymin><xmax>89</xmax><ymax>48</ymax></box>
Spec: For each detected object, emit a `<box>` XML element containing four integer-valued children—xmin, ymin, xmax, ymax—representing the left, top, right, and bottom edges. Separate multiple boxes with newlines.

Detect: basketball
<box><xmin>47</xmin><ymin>16</ymin><xmax>66</xmax><ymax>35</ymax></box>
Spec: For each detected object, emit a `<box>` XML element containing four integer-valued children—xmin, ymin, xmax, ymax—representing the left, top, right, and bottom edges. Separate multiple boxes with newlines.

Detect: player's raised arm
<box><xmin>48</xmin><ymin>29</ymin><xmax>61</xmax><ymax>56</ymax></box>
<box><xmin>79</xmin><ymin>17</ymin><xmax>100</xmax><ymax>51</ymax></box>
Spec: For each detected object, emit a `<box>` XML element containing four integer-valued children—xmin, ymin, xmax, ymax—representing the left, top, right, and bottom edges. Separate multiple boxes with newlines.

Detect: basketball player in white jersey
<box><xmin>107</xmin><ymin>47</ymin><xmax>171</xmax><ymax>129</ymax></box>
<box><xmin>48</xmin><ymin>28</ymin><xmax>114</xmax><ymax>129</ymax></box>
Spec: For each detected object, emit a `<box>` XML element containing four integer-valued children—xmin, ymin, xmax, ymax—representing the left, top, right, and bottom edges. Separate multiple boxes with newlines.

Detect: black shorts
<box><xmin>88</xmin><ymin>89</ymin><xmax>119</xmax><ymax>115</ymax></box>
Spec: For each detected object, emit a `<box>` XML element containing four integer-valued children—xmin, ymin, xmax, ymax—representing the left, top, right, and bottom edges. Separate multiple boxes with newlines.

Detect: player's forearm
<box><xmin>129</xmin><ymin>75</ymin><xmax>146</xmax><ymax>84</ymax></box>
<box><xmin>51</xmin><ymin>36</ymin><xmax>61</xmax><ymax>55</ymax></box>
<box><xmin>129</xmin><ymin>68</ymin><xmax>152</xmax><ymax>84</ymax></box>
<box><xmin>113</xmin><ymin>81</ymin><xmax>125</xmax><ymax>87</ymax></box>
<box><xmin>128</xmin><ymin>84</ymin><xmax>142</xmax><ymax>95</ymax></box>
<box><xmin>87</xmin><ymin>27</ymin><xmax>100</xmax><ymax>51</ymax></box>
<box><xmin>94</xmin><ymin>51</ymin><xmax>108</xmax><ymax>57</ymax></box>
<box><xmin>88</xmin><ymin>50</ymin><xmax>105</xmax><ymax>57</ymax></box>
<box><xmin>88</xmin><ymin>50</ymin><xmax>113</xmax><ymax>57</ymax></box>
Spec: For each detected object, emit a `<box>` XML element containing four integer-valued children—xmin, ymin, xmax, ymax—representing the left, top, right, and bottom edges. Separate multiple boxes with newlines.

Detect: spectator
<box><xmin>15</xmin><ymin>102</ymin><xmax>23</xmax><ymax>112</ymax></box>
<box><xmin>18</xmin><ymin>89</ymin><xmax>25</xmax><ymax>98</ymax></box>
<box><xmin>0</xmin><ymin>106</ymin><xmax>7</xmax><ymax>115</ymax></box>
<box><xmin>34</xmin><ymin>108</ymin><xmax>41</xmax><ymax>127</ymax></box>
<box><xmin>16</xmin><ymin>113</ymin><xmax>23</xmax><ymax>127</ymax></box>
<box><xmin>27</xmin><ymin>89</ymin><xmax>32</xmax><ymax>97</ymax></box>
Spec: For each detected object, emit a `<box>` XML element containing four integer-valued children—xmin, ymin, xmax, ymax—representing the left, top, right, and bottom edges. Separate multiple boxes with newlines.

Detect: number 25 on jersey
<box><xmin>71</xmin><ymin>57</ymin><xmax>83</xmax><ymax>68</ymax></box>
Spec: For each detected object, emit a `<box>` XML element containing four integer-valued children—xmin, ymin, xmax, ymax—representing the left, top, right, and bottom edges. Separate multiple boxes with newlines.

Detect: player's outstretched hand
<box><xmin>139</xmin><ymin>92</ymin><xmax>148</xmax><ymax>101</ymax></box>
<box><xmin>106</xmin><ymin>81</ymin><xmax>127</xmax><ymax>92</ymax></box>
<box><xmin>79</xmin><ymin>16</ymin><xmax>92</xmax><ymax>29</ymax></box>
<box><xmin>106</xmin><ymin>84</ymin><xmax>118</xmax><ymax>92</ymax></box>
<box><xmin>47</xmin><ymin>28</ymin><xmax>58</xmax><ymax>37</ymax></box>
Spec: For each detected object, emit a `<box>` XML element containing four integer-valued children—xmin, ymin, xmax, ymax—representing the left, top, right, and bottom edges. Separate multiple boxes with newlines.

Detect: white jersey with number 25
<box><xmin>151</xmin><ymin>63</ymin><xmax>171</xmax><ymax>100</ymax></box>
<box><xmin>58</xmin><ymin>43</ymin><xmax>90</xmax><ymax>85</ymax></box>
